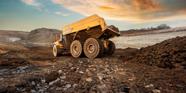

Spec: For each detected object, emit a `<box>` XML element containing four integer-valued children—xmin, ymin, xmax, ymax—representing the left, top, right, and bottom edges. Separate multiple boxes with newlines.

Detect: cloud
<box><xmin>51</xmin><ymin>0</ymin><xmax>186</xmax><ymax>22</ymax></box>
<box><xmin>21</xmin><ymin>0</ymin><xmax>45</xmax><ymax>11</ymax></box>
<box><xmin>52</xmin><ymin>0</ymin><xmax>62</xmax><ymax>4</ymax></box>
<box><xmin>132</xmin><ymin>0</ymin><xmax>160</xmax><ymax>11</ymax></box>
<box><xmin>55</xmin><ymin>11</ymin><xmax>70</xmax><ymax>16</ymax></box>
<box><xmin>21</xmin><ymin>0</ymin><xmax>40</xmax><ymax>6</ymax></box>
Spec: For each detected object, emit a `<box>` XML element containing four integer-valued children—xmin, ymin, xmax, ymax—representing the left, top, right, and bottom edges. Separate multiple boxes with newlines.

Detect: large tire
<box><xmin>83</xmin><ymin>38</ymin><xmax>104</xmax><ymax>59</ymax></box>
<box><xmin>70</xmin><ymin>40</ymin><xmax>83</xmax><ymax>58</ymax></box>
<box><xmin>107</xmin><ymin>40</ymin><xmax>116</xmax><ymax>55</ymax></box>
<box><xmin>53</xmin><ymin>45</ymin><xmax>61</xmax><ymax>57</ymax></box>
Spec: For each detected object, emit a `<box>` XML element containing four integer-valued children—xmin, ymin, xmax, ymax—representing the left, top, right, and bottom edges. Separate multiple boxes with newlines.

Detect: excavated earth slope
<box><xmin>130</xmin><ymin>36</ymin><xmax>186</xmax><ymax>69</ymax></box>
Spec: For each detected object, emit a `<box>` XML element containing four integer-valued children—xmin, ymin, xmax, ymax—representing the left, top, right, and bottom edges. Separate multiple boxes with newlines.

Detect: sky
<box><xmin>0</xmin><ymin>0</ymin><xmax>186</xmax><ymax>31</ymax></box>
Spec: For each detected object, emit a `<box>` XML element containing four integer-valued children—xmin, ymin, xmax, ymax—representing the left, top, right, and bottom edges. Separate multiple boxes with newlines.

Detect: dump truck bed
<box><xmin>63</xmin><ymin>15</ymin><xmax>107</xmax><ymax>35</ymax></box>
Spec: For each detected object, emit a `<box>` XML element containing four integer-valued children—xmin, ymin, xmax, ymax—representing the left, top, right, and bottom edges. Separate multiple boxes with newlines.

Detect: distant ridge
<box><xmin>120</xmin><ymin>26</ymin><xmax>186</xmax><ymax>36</ymax></box>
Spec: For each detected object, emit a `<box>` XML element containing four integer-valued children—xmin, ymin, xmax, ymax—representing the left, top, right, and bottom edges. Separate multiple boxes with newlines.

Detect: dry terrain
<box><xmin>0</xmin><ymin>28</ymin><xmax>185</xmax><ymax>93</ymax></box>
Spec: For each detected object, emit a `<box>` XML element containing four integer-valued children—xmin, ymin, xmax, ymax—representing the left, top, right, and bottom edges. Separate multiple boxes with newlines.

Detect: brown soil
<box><xmin>0</xmin><ymin>36</ymin><xmax>185</xmax><ymax>93</ymax></box>
<box><xmin>130</xmin><ymin>36</ymin><xmax>186</xmax><ymax>69</ymax></box>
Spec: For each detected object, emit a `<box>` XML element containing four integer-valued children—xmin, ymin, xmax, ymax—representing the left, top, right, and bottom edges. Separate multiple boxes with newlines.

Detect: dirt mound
<box><xmin>130</xmin><ymin>36</ymin><xmax>186</xmax><ymax>69</ymax></box>
<box><xmin>0</xmin><ymin>51</ymin><xmax>29</xmax><ymax>67</ymax></box>
<box><xmin>27</xmin><ymin>28</ymin><xmax>60</xmax><ymax>45</ymax></box>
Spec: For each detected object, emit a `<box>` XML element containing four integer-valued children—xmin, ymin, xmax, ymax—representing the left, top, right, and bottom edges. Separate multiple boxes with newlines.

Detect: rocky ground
<box><xmin>0</xmin><ymin>34</ymin><xmax>185</xmax><ymax>93</ymax></box>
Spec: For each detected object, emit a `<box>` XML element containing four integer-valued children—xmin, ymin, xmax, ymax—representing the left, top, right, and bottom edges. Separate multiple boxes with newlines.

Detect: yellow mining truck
<box><xmin>53</xmin><ymin>14</ymin><xmax>120</xmax><ymax>59</ymax></box>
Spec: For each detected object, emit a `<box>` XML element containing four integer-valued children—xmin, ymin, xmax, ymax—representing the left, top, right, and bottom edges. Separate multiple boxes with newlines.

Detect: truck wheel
<box><xmin>83</xmin><ymin>38</ymin><xmax>104</xmax><ymax>59</ymax></box>
<box><xmin>53</xmin><ymin>45</ymin><xmax>61</xmax><ymax>57</ymax></box>
<box><xmin>70</xmin><ymin>40</ymin><xmax>83</xmax><ymax>58</ymax></box>
<box><xmin>107</xmin><ymin>40</ymin><xmax>116</xmax><ymax>55</ymax></box>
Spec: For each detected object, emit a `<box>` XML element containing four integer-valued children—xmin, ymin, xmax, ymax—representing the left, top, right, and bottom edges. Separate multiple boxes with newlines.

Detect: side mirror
<box><xmin>55</xmin><ymin>34</ymin><xmax>62</xmax><ymax>41</ymax></box>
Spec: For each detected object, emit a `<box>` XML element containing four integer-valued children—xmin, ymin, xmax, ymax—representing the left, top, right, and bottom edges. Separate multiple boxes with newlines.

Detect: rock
<box><xmin>79</xmin><ymin>60</ymin><xmax>83</xmax><ymax>64</ymax></box>
<box><xmin>71</xmin><ymin>67</ymin><xmax>76</xmax><ymax>71</ymax></box>
<box><xmin>73</xmin><ymin>84</ymin><xmax>78</xmax><ymax>88</ymax></box>
<box><xmin>31</xmin><ymin>89</ymin><xmax>36</xmax><ymax>93</ymax></box>
<box><xmin>66</xmin><ymin>84</ymin><xmax>71</xmax><ymax>88</ymax></box>
<box><xmin>31</xmin><ymin>81</ymin><xmax>35</xmax><ymax>85</ymax></box>
<box><xmin>152</xmin><ymin>89</ymin><xmax>161</xmax><ymax>93</ymax></box>
<box><xmin>49</xmin><ymin>78</ymin><xmax>60</xmax><ymax>86</ymax></box>
<box><xmin>79</xmin><ymin>71</ymin><xmax>84</xmax><ymax>74</ymax></box>
<box><xmin>41</xmin><ymin>79</ymin><xmax>46</xmax><ymax>83</ymax></box>
<box><xmin>97</xmin><ymin>73</ymin><xmax>103</xmax><ymax>80</ymax></box>
<box><xmin>16</xmin><ymin>87</ymin><xmax>26</xmax><ymax>92</ymax></box>
<box><xmin>16</xmin><ymin>66</ymin><xmax>30</xmax><ymax>73</ymax></box>
<box><xmin>58</xmin><ymin>70</ymin><xmax>62</xmax><ymax>74</ymax></box>
<box><xmin>63</xmin><ymin>84</ymin><xmax>71</xmax><ymax>90</ymax></box>
<box><xmin>97</xmin><ymin>84</ymin><xmax>108</xmax><ymax>93</ymax></box>
<box><xmin>86</xmin><ymin>77</ymin><xmax>92</xmax><ymax>82</ymax></box>
<box><xmin>56</xmin><ymin>87</ymin><xmax>63</xmax><ymax>91</ymax></box>
<box><xmin>38</xmin><ymin>89</ymin><xmax>44</xmax><ymax>93</ymax></box>
<box><xmin>145</xmin><ymin>84</ymin><xmax>154</xmax><ymax>88</ymax></box>
<box><xmin>37</xmin><ymin>84</ymin><xmax>40</xmax><ymax>87</ymax></box>
<box><xmin>60</xmin><ymin>76</ymin><xmax>66</xmax><ymax>80</ymax></box>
